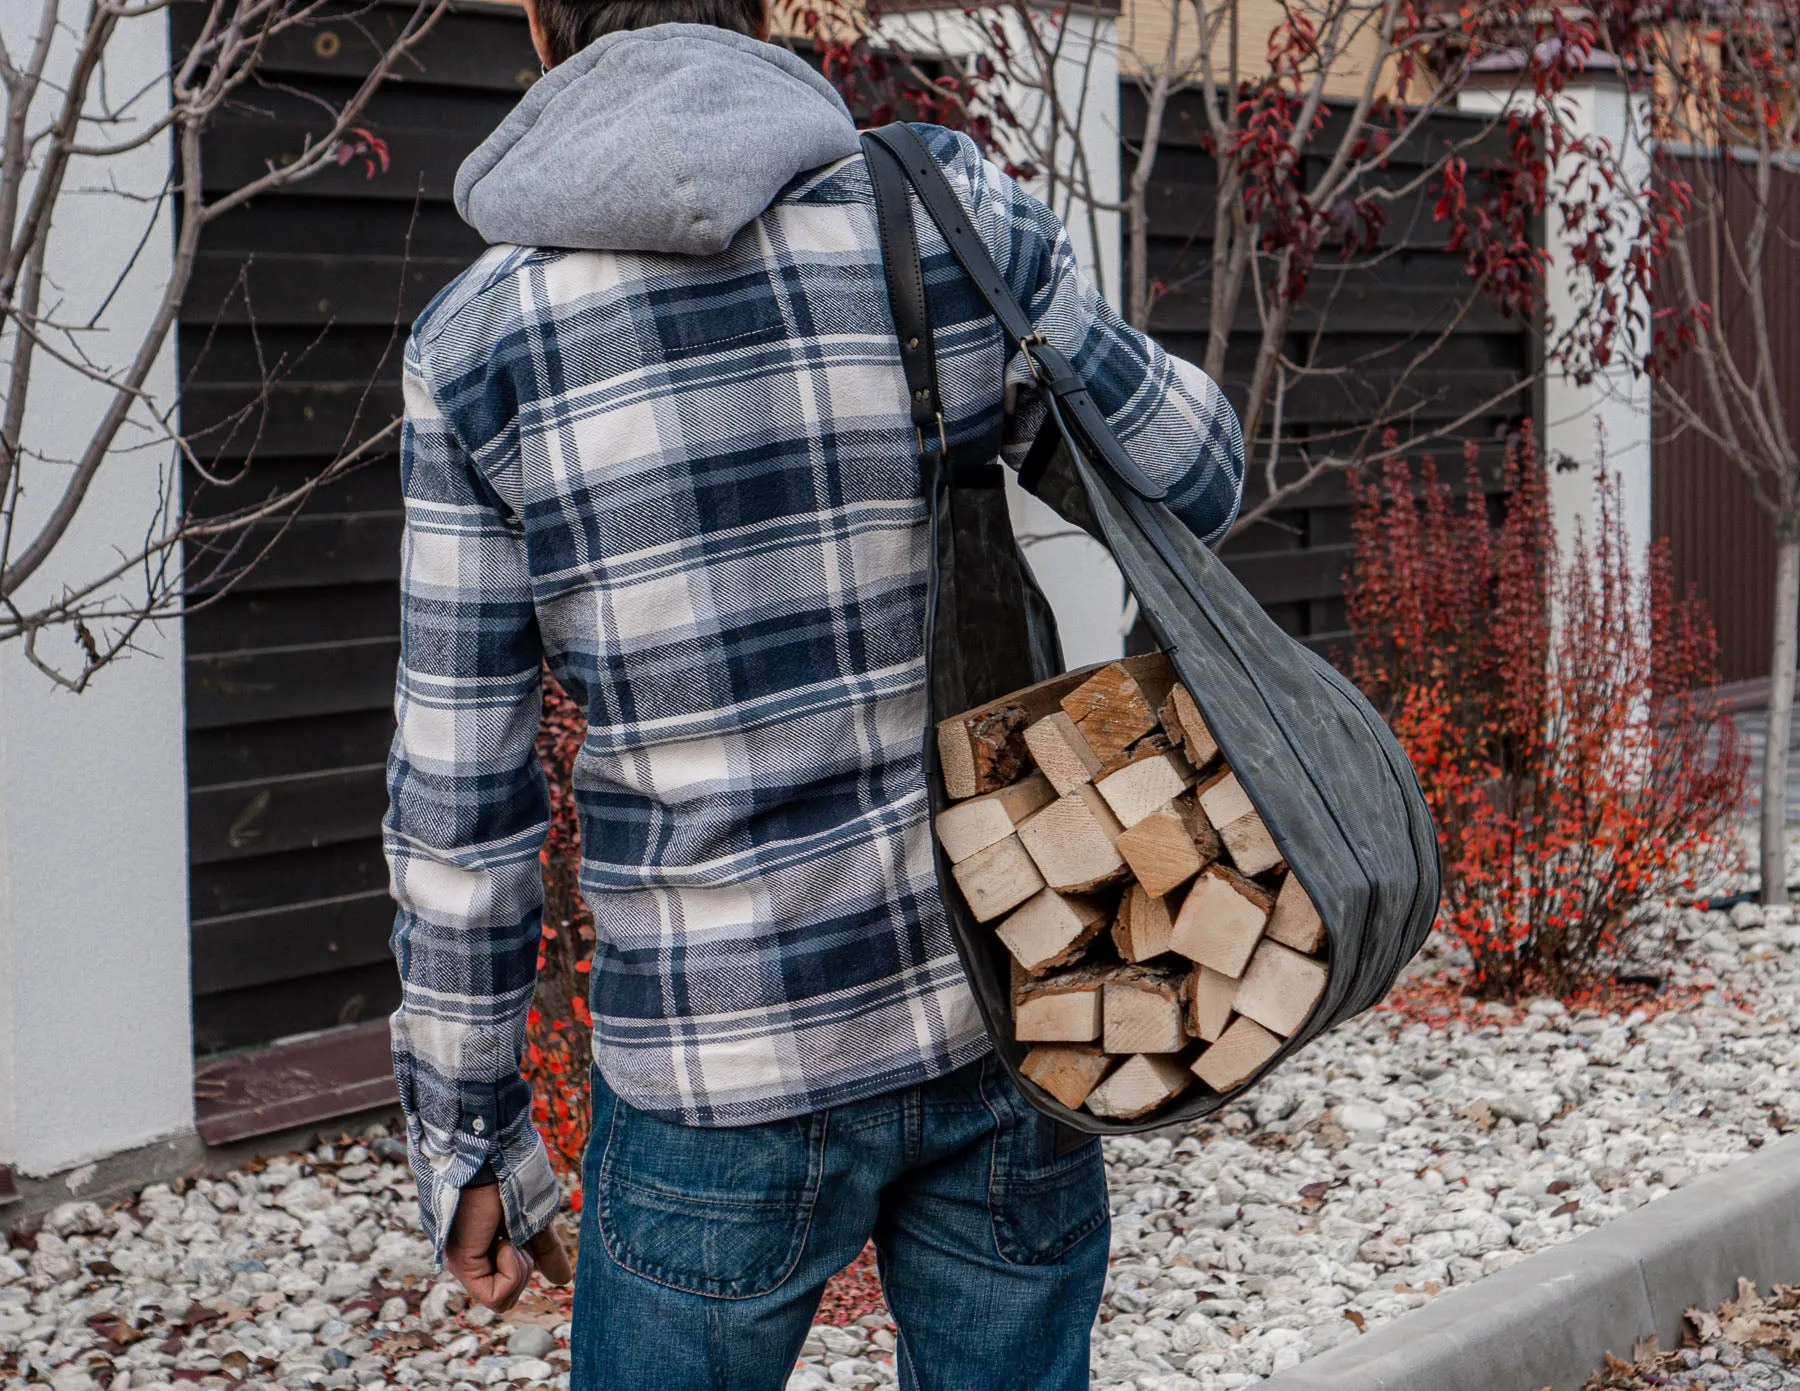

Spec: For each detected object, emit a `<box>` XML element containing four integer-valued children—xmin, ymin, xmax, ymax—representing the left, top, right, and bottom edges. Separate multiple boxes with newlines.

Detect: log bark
<box><xmin>938</xmin><ymin>666</ymin><xmax>1098</xmax><ymax>799</ymax></box>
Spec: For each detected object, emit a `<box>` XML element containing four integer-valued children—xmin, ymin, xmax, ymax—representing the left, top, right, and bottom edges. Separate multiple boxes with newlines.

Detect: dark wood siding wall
<box><xmin>1652</xmin><ymin>156</ymin><xmax>1799</xmax><ymax>687</ymax></box>
<box><xmin>179</xmin><ymin>1</ymin><xmax>538</xmax><ymax>1054</ymax></box>
<box><xmin>1123</xmin><ymin>90</ymin><xmax>1533</xmax><ymax>650</ymax></box>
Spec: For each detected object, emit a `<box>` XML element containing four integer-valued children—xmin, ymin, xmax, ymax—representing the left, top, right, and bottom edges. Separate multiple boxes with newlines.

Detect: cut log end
<box><xmin>1017</xmin><ymin>784</ymin><xmax>1127</xmax><ymax>894</ymax></box>
<box><xmin>1233</xmin><ymin>938</ymin><xmax>1329</xmax><ymax>1037</ymax></box>
<box><xmin>1187</xmin><ymin>964</ymin><xmax>1238</xmax><ymax>1043</ymax></box>
<box><xmin>1102</xmin><ymin>968</ymin><xmax>1188</xmax><ymax>1054</ymax></box>
<box><xmin>997</xmin><ymin>889</ymin><xmax>1108</xmax><ymax>976</ymax></box>
<box><xmin>949</xmin><ymin>834</ymin><xmax>1045</xmax><ymax>923</ymax></box>
<box><xmin>1019</xmin><ymin>1044</ymin><xmax>1112</xmax><ymax>1110</ymax></box>
<box><xmin>1266</xmin><ymin>873</ymin><xmax>1326</xmax><ymax>954</ymax></box>
<box><xmin>1192</xmin><ymin>1016</ymin><xmax>1282</xmax><ymax>1093</ymax></box>
<box><xmin>1062</xmin><ymin>655</ymin><xmax>1177</xmax><ymax>763</ymax></box>
<box><xmin>1113</xmin><ymin>882</ymin><xmax>1176</xmax><ymax>963</ymax></box>
<box><xmin>1085</xmin><ymin>1053</ymin><xmax>1192</xmax><ymax>1120</ymax></box>
<box><xmin>1197</xmin><ymin>770</ymin><xmax>1283</xmax><ymax>877</ymax></box>
<box><xmin>1170</xmin><ymin>863</ymin><xmax>1275</xmax><ymax>976</ymax></box>
<box><xmin>934</xmin><ymin>772</ymin><xmax>1057</xmax><ymax>863</ymax></box>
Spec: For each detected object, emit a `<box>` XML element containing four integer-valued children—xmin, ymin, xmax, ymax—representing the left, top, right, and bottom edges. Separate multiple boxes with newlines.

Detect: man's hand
<box><xmin>444</xmin><ymin>1183</ymin><xmax>573</xmax><ymax>1312</ymax></box>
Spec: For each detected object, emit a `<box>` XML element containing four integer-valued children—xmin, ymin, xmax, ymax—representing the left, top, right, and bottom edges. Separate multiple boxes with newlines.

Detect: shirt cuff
<box><xmin>406</xmin><ymin>1105</ymin><xmax>561</xmax><ymax>1264</ymax></box>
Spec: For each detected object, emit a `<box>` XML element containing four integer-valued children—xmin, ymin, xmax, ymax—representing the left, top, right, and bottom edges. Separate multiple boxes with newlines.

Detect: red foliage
<box><xmin>524</xmin><ymin>671</ymin><xmax>595</xmax><ymax>1203</ymax></box>
<box><xmin>1347</xmin><ymin>428</ymin><xmax>1747</xmax><ymax>996</ymax></box>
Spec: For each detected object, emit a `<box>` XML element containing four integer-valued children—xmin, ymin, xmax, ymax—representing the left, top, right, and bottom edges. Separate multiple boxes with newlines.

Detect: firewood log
<box><xmin>1186</xmin><ymin>964</ymin><xmax>1237</xmax><ymax>1043</ymax></box>
<box><xmin>1095</xmin><ymin>737</ymin><xmax>1197</xmax><ymax>828</ymax></box>
<box><xmin>1102</xmin><ymin>965</ymin><xmax>1188</xmax><ymax>1054</ymax></box>
<box><xmin>1192</xmin><ymin>1016</ymin><xmax>1282</xmax><ymax>1092</ymax></box>
<box><xmin>1019</xmin><ymin>1044</ymin><xmax>1112</xmax><ymax>1110</ymax></box>
<box><xmin>1158</xmin><ymin>683</ymin><xmax>1219</xmax><ymax>769</ymax></box>
<box><xmin>1022</xmin><ymin>711</ymin><xmax>1106</xmax><ymax>797</ymax></box>
<box><xmin>949</xmin><ymin>834</ymin><xmax>1044</xmax><ymax>923</ymax></box>
<box><xmin>997</xmin><ymin>889</ymin><xmax>1108</xmax><ymax>975</ymax></box>
<box><xmin>1085</xmin><ymin>1053</ymin><xmax>1192</xmax><ymax>1119</ymax></box>
<box><xmin>1060</xmin><ymin>655</ymin><xmax>1177</xmax><ymax>762</ymax></box>
<box><xmin>1170</xmin><ymin>864</ymin><xmax>1275</xmax><ymax>976</ymax></box>
<box><xmin>1016</xmin><ymin>784</ymin><xmax>1128</xmax><ymax>893</ymax></box>
<box><xmin>938</xmin><ymin>667</ymin><xmax>1098</xmax><ymax>800</ymax></box>
<box><xmin>1196</xmin><ymin>769</ymin><xmax>1284</xmax><ymax>876</ymax></box>
<box><xmin>933</xmin><ymin>772</ymin><xmax>1056</xmax><ymax>864</ymax></box>
<box><xmin>1112</xmin><ymin>882</ymin><xmax>1176</xmax><ymax>962</ymax></box>
<box><xmin>1013</xmin><ymin>964</ymin><xmax>1109</xmax><ymax>1042</ymax></box>
<box><xmin>1115</xmin><ymin>796</ymin><xmax>1217</xmax><ymax>897</ymax></box>
<box><xmin>1265</xmin><ymin>873</ymin><xmax>1326</xmax><ymax>955</ymax></box>
<box><xmin>1232</xmin><ymin>939</ymin><xmax>1329</xmax><ymax>1037</ymax></box>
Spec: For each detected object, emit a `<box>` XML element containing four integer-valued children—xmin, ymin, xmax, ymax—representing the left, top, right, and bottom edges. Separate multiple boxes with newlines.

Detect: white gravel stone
<box><xmin>11</xmin><ymin>843</ymin><xmax>1798</xmax><ymax>1391</ymax></box>
<box><xmin>504</xmin><ymin>1324</ymin><xmax>557</xmax><ymax>1359</ymax></box>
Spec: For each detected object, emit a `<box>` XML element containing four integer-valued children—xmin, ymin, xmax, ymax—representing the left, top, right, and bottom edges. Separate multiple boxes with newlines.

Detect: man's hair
<box><xmin>537</xmin><ymin>0</ymin><xmax>766</xmax><ymax>64</ymax></box>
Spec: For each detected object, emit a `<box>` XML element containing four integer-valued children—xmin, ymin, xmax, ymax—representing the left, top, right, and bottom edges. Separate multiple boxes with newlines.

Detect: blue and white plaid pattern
<box><xmin>386</xmin><ymin>125</ymin><xmax>1245</xmax><ymax>1254</ymax></box>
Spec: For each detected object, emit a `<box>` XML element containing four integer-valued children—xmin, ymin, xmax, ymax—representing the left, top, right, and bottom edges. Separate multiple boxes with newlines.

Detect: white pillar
<box><xmin>0</xmin><ymin>0</ymin><xmax>192</xmax><ymax>1177</ymax></box>
<box><xmin>1462</xmin><ymin>70</ymin><xmax>1654</xmax><ymax>566</ymax></box>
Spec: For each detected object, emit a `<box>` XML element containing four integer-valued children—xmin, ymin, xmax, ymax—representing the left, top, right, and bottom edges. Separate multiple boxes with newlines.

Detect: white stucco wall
<box><xmin>0</xmin><ymin>0</ymin><xmax>191</xmax><ymax>1176</ymax></box>
<box><xmin>884</xmin><ymin>5</ymin><xmax>1130</xmax><ymax>667</ymax></box>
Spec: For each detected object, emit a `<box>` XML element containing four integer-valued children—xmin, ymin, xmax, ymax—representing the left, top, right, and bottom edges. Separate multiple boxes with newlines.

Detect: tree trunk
<box><xmin>1762</xmin><ymin>532</ymin><xmax>1800</xmax><ymax>906</ymax></box>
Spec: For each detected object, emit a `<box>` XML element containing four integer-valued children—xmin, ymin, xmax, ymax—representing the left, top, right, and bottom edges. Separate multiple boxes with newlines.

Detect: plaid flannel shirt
<box><xmin>385</xmin><ymin>124</ymin><xmax>1245</xmax><ymax>1256</ymax></box>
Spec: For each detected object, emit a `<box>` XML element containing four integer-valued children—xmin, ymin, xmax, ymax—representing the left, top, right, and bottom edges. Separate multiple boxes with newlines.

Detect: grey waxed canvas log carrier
<box><xmin>860</xmin><ymin>124</ymin><xmax>1442</xmax><ymax>1134</ymax></box>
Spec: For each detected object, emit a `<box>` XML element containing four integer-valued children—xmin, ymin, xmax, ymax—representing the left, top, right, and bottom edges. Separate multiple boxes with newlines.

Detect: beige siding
<box><xmin>1117</xmin><ymin>0</ymin><xmax>1391</xmax><ymax>101</ymax></box>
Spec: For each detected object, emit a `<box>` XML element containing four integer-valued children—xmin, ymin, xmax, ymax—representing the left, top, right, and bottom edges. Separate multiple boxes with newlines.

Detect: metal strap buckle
<box><xmin>1020</xmin><ymin>331</ymin><xmax>1047</xmax><ymax>383</ymax></box>
<box><xmin>916</xmin><ymin>412</ymin><xmax>948</xmax><ymax>458</ymax></box>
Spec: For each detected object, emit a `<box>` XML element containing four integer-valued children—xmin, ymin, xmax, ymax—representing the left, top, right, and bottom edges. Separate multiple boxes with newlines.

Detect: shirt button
<box><xmin>470</xmin><ymin>1117</ymin><xmax>485</xmax><ymax>1135</ymax></box>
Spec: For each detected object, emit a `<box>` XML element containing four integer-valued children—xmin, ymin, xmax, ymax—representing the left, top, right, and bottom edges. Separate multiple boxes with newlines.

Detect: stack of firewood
<box><xmin>934</xmin><ymin>655</ymin><xmax>1329</xmax><ymax>1122</ymax></box>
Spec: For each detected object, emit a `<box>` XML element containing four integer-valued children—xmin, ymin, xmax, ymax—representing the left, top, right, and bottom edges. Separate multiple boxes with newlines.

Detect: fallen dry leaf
<box><xmin>1343</xmin><ymin>1309</ymin><xmax>1366</xmax><ymax>1333</ymax></box>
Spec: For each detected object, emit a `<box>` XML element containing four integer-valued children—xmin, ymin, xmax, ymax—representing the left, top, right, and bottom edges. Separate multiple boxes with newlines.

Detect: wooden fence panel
<box><xmin>177</xmin><ymin>0</ymin><xmax>537</xmax><ymax>1055</ymax></box>
<box><xmin>1653</xmin><ymin>157</ymin><xmax>1800</xmax><ymax>686</ymax></box>
<box><xmin>1122</xmin><ymin>87</ymin><xmax>1535</xmax><ymax>651</ymax></box>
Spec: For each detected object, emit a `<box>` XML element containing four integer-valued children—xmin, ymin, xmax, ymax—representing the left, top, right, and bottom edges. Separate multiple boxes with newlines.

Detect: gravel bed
<box><xmin>790</xmin><ymin>893</ymin><xmax>1800</xmax><ymax>1390</ymax></box>
<box><xmin>6</xmin><ymin>894</ymin><xmax>1800</xmax><ymax>1391</ymax></box>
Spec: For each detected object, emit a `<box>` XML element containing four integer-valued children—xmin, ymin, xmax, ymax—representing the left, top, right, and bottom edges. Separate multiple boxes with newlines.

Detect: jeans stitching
<box><xmin>978</xmin><ymin>1062</ymin><xmax>1108</xmax><ymax>1268</ymax></box>
<box><xmin>595</xmin><ymin>1106</ymin><xmax>830</xmax><ymax>1301</ymax></box>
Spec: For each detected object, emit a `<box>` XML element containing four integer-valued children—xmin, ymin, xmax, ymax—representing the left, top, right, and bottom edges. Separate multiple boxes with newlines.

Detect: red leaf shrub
<box><xmin>1347</xmin><ymin>427</ymin><xmax>1747</xmax><ymax>997</ymax></box>
<box><xmin>525</xmin><ymin>671</ymin><xmax>595</xmax><ymax>1202</ymax></box>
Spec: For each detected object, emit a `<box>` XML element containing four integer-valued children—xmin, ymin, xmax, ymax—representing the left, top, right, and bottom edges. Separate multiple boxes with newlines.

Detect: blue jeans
<box><xmin>570</xmin><ymin>1055</ymin><xmax>1109</xmax><ymax>1390</ymax></box>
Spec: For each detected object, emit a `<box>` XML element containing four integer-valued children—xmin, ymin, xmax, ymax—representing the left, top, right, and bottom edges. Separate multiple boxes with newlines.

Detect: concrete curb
<box><xmin>1263</xmin><ymin>1133</ymin><xmax>1800</xmax><ymax>1391</ymax></box>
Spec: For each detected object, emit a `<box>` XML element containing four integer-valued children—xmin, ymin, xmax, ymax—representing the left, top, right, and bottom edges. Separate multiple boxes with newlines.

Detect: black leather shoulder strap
<box><xmin>863</xmin><ymin>123</ymin><xmax>1039</xmax><ymax>348</ymax></box>
<box><xmin>863</xmin><ymin>123</ymin><xmax>1168</xmax><ymax>505</ymax></box>
<box><xmin>861</xmin><ymin>132</ymin><xmax>941</xmax><ymax>447</ymax></box>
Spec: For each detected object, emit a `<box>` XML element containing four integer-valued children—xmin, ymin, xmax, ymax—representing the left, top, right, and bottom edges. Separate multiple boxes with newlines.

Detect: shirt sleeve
<box><xmin>384</xmin><ymin>334</ymin><xmax>560</xmax><ymax>1262</ymax></box>
<box><xmin>924</xmin><ymin>126</ymin><xmax>1246</xmax><ymax>546</ymax></box>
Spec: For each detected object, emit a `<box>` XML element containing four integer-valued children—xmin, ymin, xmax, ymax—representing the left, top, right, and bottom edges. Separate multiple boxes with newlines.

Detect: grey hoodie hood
<box><xmin>454</xmin><ymin>24</ymin><xmax>861</xmax><ymax>255</ymax></box>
